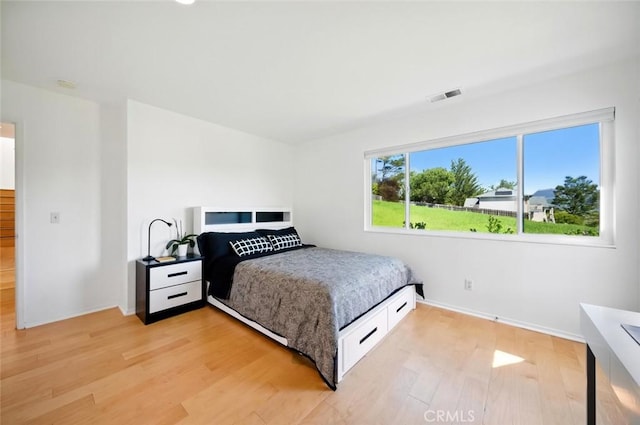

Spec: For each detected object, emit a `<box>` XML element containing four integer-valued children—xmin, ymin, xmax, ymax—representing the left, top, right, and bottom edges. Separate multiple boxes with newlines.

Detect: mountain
<box><xmin>531</xmin><ymin>188</ymin><xmax>555</xmax><ymax>202</ymax></box>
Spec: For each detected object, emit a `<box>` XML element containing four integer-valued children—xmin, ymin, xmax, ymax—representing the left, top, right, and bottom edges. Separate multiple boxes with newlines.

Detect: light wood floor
<box><xmin>0</xmin><ymin>289</ymin><xmax>627</xmax><ymax>425</ymax></box>
<box><xmin>0</xmin><ymin>245</ymin><xmax>15</xmax><ymax>290</ymax></box>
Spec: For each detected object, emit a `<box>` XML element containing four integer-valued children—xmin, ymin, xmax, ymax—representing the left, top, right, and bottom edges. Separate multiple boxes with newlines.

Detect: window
<box><xmin>371</xmin><ymin>155</ymin><xmax>405</xmax><ymax>228</ymax></box>
<box><xmin>366</xmin><ymin>108</ymin><xmax>614</xmax><ymax>245</ymax></box>
<box><xmin>523</xmin><ymin>124</ymin><xmax>600</xmax><ymax>236</ymax></box>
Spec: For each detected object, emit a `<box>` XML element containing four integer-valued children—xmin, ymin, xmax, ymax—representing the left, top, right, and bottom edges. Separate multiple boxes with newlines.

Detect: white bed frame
<box><xmin>193</xmin><ymin>206</ymin><xmax>417</xmax><ymax>384</ymax></box>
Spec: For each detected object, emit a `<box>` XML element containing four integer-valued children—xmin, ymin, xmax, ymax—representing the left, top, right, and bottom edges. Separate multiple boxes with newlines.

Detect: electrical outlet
<box><xmin>50</xmin><ymin>212</ymin><xmax>60</xmax><ymax>224</ymax></box>
<box><xmin>464</xmin><ymin>278</ymin><xmax>473</xmax><ymax>290</ymax></box>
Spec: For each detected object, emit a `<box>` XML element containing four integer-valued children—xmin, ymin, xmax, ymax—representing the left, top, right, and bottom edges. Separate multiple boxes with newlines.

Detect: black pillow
<box><xmin>197</xmin><ymin>231</ymin><xmax>262</xmax><ymax>262</ymax></box>
<box><xmin>256</xmin><ymin>226</ymin><xmax>299</xmax><ymax>238</ymax></box>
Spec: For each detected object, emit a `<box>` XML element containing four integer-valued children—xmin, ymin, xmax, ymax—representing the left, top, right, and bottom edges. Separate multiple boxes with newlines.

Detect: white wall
<box><xmin>0</xmin><ymin>85</ymin><xmax>294</xmax><ymax>324</ymax></box>
<box><xmin>3</xmin><ymin>61</ymin><xmax>636</xmax><ymax>333</ymax></box>
<box><xmin>1</xmin><ymin>80</ymin><xmax>120</xmax><ymax>327</ymax></box>
<box><xmin>293</xmin><ymin>57</ymin><xmax>640</xmax><ymax>339</ymax></box>
<box><xmin>125</xmin><ymin>100</ymin><xmax>293</xmax><ymax>313</ymax></box>
<box><xmin>636</xmin><ymin>64</ymin><xmax>640</xmax><ymax>311</ymax></box>
<box><xmin>100</xmin><ymin>103</ymin><xmax>128</xmax><ymax>314</ymax></box>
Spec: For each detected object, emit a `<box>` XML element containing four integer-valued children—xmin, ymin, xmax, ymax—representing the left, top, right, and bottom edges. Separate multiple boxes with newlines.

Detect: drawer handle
<box><xmin>359</xmin><ymin>327</ymin><xmax>378</xmax><ymax>345</ymax></box>
<box><xmin>167</xmin><ymin>271</ymin><xmax>188</xmax><ymax>278</ymax></box>
<box><xmin>167</xmin><ymin>292</ymin><xmax>188</xmax><ymax>300</ymax></box>
<box><xmin>396</xmin><ymin>302</ymin><xmax>408</xmax><ymax>313</ymax></box>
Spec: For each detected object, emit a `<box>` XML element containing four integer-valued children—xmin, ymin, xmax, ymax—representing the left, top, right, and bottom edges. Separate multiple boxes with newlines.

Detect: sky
<box><xmin>407</xmin><ymin>123</ymin><xmax>600</xmax><ymax>195</ymax></box>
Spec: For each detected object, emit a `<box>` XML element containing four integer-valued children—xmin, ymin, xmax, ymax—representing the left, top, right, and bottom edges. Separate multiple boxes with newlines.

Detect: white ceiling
<box><xmin>2</xmin><ymin>1</ymin><xmax>639</xmax><ymax>144</ymax></box>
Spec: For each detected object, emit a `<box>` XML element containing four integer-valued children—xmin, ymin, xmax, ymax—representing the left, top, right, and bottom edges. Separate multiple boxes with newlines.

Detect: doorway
<box><xmin>0</xmin><ymin>123</ymin><xmax>16</xmax><ymax>329</ymax></box>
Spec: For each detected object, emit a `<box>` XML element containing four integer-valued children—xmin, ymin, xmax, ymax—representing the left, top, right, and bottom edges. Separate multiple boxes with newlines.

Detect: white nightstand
<box><xmin>136</xmin><ymin>254</ymin><xmax>204</xmax><ymax>324</ymax></box>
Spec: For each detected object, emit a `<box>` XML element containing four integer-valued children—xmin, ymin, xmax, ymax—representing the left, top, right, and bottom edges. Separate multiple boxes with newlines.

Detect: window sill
<box><xmin>365</xmin><ymin>226</ymin><xmax>615</xmax><ymax>249</ymax></box>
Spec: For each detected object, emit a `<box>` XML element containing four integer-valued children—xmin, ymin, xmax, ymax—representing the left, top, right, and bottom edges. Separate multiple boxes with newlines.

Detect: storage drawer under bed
<box><xmin>337</xmin><ymin>285</ymin><xmax>416</xmax><ymax>381</ymax></box>
<box><xmin>387</xmin><ymin>286</ymin><xmax>415</xmax><ymax>330</ymax></box>
<box><xmin>341</xmin><ymin>308</ymin><xmax>388</xmax><ymax>373</ymax></box>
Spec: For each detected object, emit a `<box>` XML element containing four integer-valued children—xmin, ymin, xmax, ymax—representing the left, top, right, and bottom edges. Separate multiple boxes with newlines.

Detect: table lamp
<box><xmin>142</xmin><ymin>218</ymin><xmax>172</xmax><ymax>261</ymax></box>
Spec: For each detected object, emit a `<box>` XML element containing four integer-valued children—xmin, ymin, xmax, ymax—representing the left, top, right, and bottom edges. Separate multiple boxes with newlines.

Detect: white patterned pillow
<box><xmin>229</xmin><ymin>237</ymin><xmax>273</xmax><ymax>257</ymax></box>
<box><xmin>267</xmin><ymin>233</ymin><xmax>302</xmax><ymax>251</ymax></box>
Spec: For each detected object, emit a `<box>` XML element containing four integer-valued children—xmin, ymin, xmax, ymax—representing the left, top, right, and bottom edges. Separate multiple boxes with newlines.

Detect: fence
<box><xmin>412</xmin><ymin>202</ymin><xmax>517</xmax><ymax>218</ymax></box>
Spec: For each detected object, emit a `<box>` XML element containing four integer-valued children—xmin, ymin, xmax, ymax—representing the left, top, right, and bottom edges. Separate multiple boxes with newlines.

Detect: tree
<box><xmin>373</xmin><ymin>155</ymin><xmax>405</xmax><ymax>202</ymax></box>
<box><xmin>490</xmin><ymin>179</ymin><xmax>516</xmax><ymax>190</ymax></box>
<box><xmin>378</xmin><ymin>179</ymin><xmax>401</xmax><ymax>202</ymax></box>
<box><xmin>448</xmin><ymin>158</ymin><xmax>483</xmax><ymax>206</ymax></box>
<box><xmin>552</xmin><ymin>175</ymin><xmax>599</xmax><ymax>217</ymax></box>
<box><xmin>410</xmin><ymin>167</ymin><xmax>453</xmax><ymax>204</ymax></box>
<box><xmin>375</xmin><ymin>155</ymin><xmax>404</xmax><ymax>182</ymax></box>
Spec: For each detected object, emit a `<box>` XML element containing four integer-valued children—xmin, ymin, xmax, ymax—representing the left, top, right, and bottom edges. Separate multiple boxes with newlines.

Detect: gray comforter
<box><xmin>219</xmin><ymin>247</ymin><xmax>421</xmax><ymax>389</ymax></box>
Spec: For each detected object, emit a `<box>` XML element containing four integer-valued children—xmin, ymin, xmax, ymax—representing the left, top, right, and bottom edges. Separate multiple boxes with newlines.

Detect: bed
<box><xmin>194</xmin><ymin>207</ymin><xmax>423</xmax><ymax>389</ymax></box>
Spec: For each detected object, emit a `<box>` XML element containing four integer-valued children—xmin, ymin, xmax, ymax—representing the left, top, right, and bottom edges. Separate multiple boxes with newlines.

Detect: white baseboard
<box><xmin>419</xmin><ymin>299</ymin><xmax>584</xmax><ymax>343</ymax></box>
<box><xmin>119</xmin><ymin>305</ymin><xmax>136</xmax><ymax>316</ymax></box>
<box><xmin>24</xmin><ymin>305</ymin><xmax>122</xmax><ymax>329</ymax></box>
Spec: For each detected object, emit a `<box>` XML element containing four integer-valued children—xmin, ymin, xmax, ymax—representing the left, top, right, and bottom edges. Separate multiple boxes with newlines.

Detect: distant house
<box><xmin>480</xmin><ymin>188</ymin><xmax>517</xmax><ymax>211</ymax></box>
<box><xmin>527</xmin><ymin>189</ymin><xmax>556</xmax><ymax>222</ymax></box>
<box><xmin>464</xmin><ymin>187</ymin><xmax>556</xmax><ymax>222</ymax></box>
<box><xmin>463</xmin><ymin>198</ymin><xmax>479</xmax><ymax>208</ymax></box>
<box><xmin>464</xmin><ymin>188</ymin><xmax>517</xmax><ymax>212</ymax></box>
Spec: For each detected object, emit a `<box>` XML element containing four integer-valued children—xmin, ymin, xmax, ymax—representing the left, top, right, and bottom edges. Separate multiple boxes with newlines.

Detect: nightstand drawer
<box><xmin>149</xmin><ymin>261</ymin><xmax>202</xmax><ymax>290</ymax></box>
<box><xmin>149</xmin><ymin>280</ymin><xmax>202</xmax><ymax>313</ymax></box>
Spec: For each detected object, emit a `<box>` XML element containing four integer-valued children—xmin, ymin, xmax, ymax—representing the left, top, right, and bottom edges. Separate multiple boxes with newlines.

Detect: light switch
<box><xmin>50</xmin><ymin>212</ymin><xmax>60</xmax><ymax>224</ymax></box>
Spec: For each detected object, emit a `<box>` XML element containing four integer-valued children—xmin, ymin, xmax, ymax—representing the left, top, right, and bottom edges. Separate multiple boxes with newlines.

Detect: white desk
<box><xmin>580</xmin><ymin>303</ymin><xmax>640</xmax><ymax>425</ymax></box>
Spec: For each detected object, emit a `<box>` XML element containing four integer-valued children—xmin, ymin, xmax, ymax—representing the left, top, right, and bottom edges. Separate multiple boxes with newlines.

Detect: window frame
<box><xmin>364</xmin><ymin>108</ymin><xmax>615</xmax><ymax>247</ymax></box>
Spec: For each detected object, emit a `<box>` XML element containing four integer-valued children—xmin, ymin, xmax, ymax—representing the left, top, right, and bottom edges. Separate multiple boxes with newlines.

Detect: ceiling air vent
<box><xmin>429</xmin><ymin>88</ymin><xmax>462</xmax><ymax>103</ymax></box>
<box><xmin>56</xmin><ymin>79</ymin><xmax>76</xmax><ymax>89</ymax></box>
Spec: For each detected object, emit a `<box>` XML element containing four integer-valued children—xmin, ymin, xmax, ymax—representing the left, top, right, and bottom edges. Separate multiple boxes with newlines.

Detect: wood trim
<box><xmin>0</xmin><ymin>190</ymin><xmax>15</xmax><ymax>247</ymax></box>
<box><xmin>0</xmin><ymin>123</ymin><xmax>15</xmax><ymax>139</ymax></box>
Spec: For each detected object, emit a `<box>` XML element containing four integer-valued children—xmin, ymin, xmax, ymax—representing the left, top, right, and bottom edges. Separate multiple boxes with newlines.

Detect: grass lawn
<box><xmin>372</xmin><ymin>200</ymin><xmax>598</xmax><ymax>236</ymax></box>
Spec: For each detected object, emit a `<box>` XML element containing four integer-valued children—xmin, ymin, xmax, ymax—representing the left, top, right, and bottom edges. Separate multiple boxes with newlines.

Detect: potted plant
<box><xmin>165</xmin><ymin>219</ymin><xmax>197</xmax><ymax>257</ymax></box>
